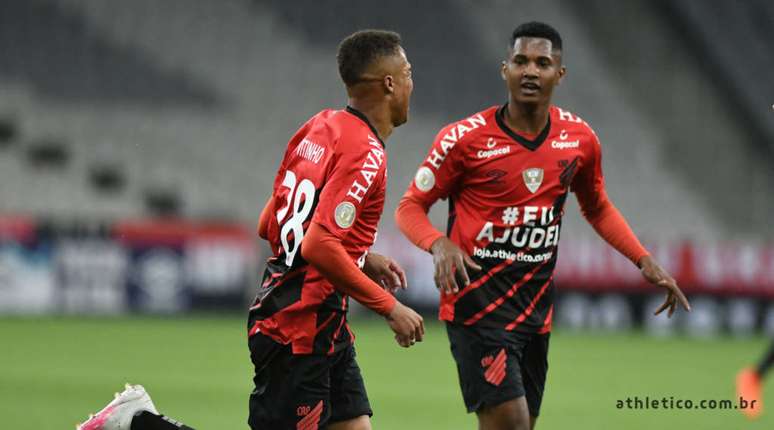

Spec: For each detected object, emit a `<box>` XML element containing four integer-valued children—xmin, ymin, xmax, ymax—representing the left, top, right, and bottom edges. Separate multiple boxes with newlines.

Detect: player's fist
<box><xmin>385</xmin><ymin>301</ymin><xmax>424</xmax><ymax>348</ymax></box>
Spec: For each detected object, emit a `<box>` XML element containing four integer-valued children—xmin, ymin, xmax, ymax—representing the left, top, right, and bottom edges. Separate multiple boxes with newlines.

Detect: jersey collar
<box><xmin>495</xmin><ymin>104</ymin><xmax>551</xmax><ymax>151</ymax></box>
<box><xmin>345</xmin><ymin>106</ymin><xmax>386</xmax><ymax>148</ymax></box>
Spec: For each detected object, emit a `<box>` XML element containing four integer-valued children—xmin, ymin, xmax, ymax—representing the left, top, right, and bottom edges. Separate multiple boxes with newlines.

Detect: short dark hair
<box><xmin>510</xmin><ymin>21</ymin><xmax>562</xmax><ymax>51</ymax></box>
<box><xmin>337</xmin><ymin>30</ymin><xmax>402</xmax><ymax>86</ymax></box>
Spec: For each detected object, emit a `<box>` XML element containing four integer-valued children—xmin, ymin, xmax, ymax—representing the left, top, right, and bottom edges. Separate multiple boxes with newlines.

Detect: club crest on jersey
<box><xmin>335</xmin><ymin>202</ymin><xmax>356</xmax><ymax>228</ymax></box>
<box><xmin>414</xmin><ymin>166</ymin><xmax>435</xmax><ymax>192</ymax></box>
<box><xmin>522</xmin><ymin>168</ymin><xmax>544</xmax><ymax>193</ymax></box>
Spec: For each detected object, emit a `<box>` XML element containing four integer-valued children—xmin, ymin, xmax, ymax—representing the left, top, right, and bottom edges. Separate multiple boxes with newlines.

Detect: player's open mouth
<box><xmin>520</xmin><ymin>82</ymin><xmax>540</xmax><ymax>94</ymax></box>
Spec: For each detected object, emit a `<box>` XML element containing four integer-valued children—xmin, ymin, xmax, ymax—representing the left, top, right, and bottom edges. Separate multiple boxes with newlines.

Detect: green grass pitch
<box><xmin>0</xmin><ymin>315</ymin><xmax>772</xmax><ymax>429</ymax></box>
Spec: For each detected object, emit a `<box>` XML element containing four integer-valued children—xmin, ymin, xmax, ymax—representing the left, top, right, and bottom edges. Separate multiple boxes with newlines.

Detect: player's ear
<box><xmin>556</xmin><ymin>65</ymin><xmax>566</xmax><ymax>85</ymax></box>
<box><xmin>500</xmin><ymin>61</ymin><xmax>507</xmax><ymax>81</ymax></box>
<box><xmin>384</xmin><ymin>75</ymin><xmax>395</xmax><ymax>94</ymax></box>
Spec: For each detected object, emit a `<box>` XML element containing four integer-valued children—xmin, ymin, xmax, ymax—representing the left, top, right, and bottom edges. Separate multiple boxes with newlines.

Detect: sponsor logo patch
<box><xmin>414</xmin><ymin>166</ymin><xmax>435</xmax><ymax>192</ymax></box>
<box><xmin>522</xmin><ymin>168</ymin><xmax>544</xmax><ymax>193</ymax></box>
<box><xmin>334</xmin><ymin>202</ymin><xmax>356</xmax><ymax>228</ymax></box>
<box><xmin>477</xmin><ymin>146</ymin><xmax>511</xmax><ymax>159</ymax></box>
<box><xmin>551</xmin><ymin>129</ymin><xmax>580</xmax><ymax>149</ymax></box>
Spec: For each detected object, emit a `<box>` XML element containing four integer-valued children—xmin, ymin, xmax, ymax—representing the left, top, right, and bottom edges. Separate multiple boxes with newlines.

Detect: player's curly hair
<box><xmin>337</xmin><ymin>30</ymin><xmax>402</xmax><ymax>87</ymax></box>
<box><xmin>510</xmin><ymin>21</ymin><xmax>562</xmax><ymax>51</ymax></box>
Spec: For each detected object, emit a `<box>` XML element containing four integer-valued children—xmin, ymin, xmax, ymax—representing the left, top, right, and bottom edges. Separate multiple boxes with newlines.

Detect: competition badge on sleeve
<box><xmin>334</xmin><ymin>202</ymin><xmax>356</xmax><ymax>228</ymax></box>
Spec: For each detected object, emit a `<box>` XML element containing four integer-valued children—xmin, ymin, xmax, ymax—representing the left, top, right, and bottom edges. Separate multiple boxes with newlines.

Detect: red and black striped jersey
<box><xmin>403</xmin><ymin>104</ymin><xmax>604</xmax><ymax>333</ymax></box>
<box><xmin>249</xmin><ymin>107</ymin><xmax>387</xmax><ymax>355</ymax></box>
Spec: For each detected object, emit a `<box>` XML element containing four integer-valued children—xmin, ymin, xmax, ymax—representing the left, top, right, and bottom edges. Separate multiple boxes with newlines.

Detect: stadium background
<box><xmin>0</xmin><ymin>0</ymin><xmax>772</xmax><ymax>428</ymax></box>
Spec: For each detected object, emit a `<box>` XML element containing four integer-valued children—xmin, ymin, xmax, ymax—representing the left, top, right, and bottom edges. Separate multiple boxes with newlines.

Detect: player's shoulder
<box><xmin>298</xmin><ymin>109</ymin><xmax>339</xmax><ymax>141</ymax></box>
<box><xmin>435</xmin><ymin>105</ymin><xmax>499</xmax><ymax>146</ymax></box>
<box><xmin>551</xmin><ymin>105</ymin><xmax>596</xmax><ymax>135</ymax></box>
<box><xmin>322</xmin><ymin>108</ymin><xmax>383</xmax><ymax>152</ymax></box>
<box><xmin>550</xmin><ymin>105</ymin><xmax>599</xmax><ymax>142</ymax></box>
<box><xmin>299</xmin><ymin>108</ymin><xmax>375</xmax><ymax>149</ymax></box>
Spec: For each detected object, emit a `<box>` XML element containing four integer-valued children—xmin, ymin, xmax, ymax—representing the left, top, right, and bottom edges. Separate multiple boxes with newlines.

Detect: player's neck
<box><xmin>348</xmin><ymin>99</ymin><xmax>394</xmax><ymax>141</ymax></box>
<box><xmin>504</xmin><ymin>101</ymin><xmax>550</xmax><ymax>135</ymax></box>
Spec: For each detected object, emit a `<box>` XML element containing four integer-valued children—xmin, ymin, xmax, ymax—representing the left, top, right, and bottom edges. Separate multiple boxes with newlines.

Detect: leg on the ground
<box><xmin>446</xmin><ymin>323</ymin><xmax>546</xmax><ymax>430</ymax></box>
<box><xmin>326</xmin><ymin>414</ymin><xmax>371</xmax><ymax>430</ymax></box>
<box><xmin>520</xmin><ymin>333</ymin><xmax>549</xmax><ymax>430</ymax></box>
<box><xmin>756</xmin><ymin>340</ymin><xmax>774</xmax><ymax>377</ymax></box>
<box><xmin>326</xmin><ymin>345</ymin><xmax>373</xmax><ymax>430</ymax></box>
<box><xmin>737</xmin><ymin>339</ymin><xmax>774</xmax><ymax>419</ymax></box>
<box><xmin>248</xmin><ymin>333</ymin><xmax>333</xmax><ymax>430</ymax></box>
<box><xmin>476</xmin><ymin>397</ymin><xmax>531</xmax><ymax>430</ymax></box>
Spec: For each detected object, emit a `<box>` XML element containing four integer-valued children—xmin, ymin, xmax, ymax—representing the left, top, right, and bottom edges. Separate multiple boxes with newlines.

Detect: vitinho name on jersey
<box><xmin>295</xmin><ymin>138</ymin><xmax>326</xmax><ymax>164</ymax></box>
<box><xmin>426</xmin><ymin>114</ymin><xmax>486</xmax><ymax>169</ymax></box>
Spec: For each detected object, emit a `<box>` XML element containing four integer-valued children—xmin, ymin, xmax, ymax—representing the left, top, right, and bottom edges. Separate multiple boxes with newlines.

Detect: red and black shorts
<box><xmin>446</xmin><ymin>322</ymin><xmax>550</xmax><ymax>417</ymax></box>
<box><xmin>247</xmin><ymin>333</ymin><xmax>372</xmax><ymax>430</ymax></box>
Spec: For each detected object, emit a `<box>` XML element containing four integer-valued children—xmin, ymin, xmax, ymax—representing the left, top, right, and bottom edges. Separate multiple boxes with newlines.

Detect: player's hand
<box><xmin>363</xmin><ymin>252</ymin><xmax>407</xmax><ymax>294</ymax></box>
<box><xmin>385</xmin><ymin>301</ymin><xmax>424</xmax><ymax>348</ymax></box>
<box><xmin>639</xmin><ymin>255</ymin><xmax>691</xmax><ymax>317</ymax></box>
<box><xmin>430</xmin><ymin>237</ymin><xmax>482</xmax><ymax>295</ymax></box>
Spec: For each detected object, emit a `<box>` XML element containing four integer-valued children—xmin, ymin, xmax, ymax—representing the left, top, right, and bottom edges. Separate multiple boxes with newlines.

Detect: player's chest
<box><xmin>462</xmin><ymin>130</ymin><xmax>585</xmax><ymax>199</ymax></box>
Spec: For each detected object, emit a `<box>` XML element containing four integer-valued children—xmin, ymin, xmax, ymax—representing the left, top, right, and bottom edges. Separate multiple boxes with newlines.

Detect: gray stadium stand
<box><xmin>0</xmin><ymin>0</ymin><xmax>769</xmax><ymax>243</ymax></box>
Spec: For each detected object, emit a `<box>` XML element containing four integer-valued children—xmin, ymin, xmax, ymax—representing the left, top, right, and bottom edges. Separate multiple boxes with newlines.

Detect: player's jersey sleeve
<box><xmin>571</xmin><ymin>128</ymin><xmax>608</xmax><ymax>215</ymax></box>
<box><xmin>403</xmin><ymin>123</ymin><xmax>467</xmax><ymax>209</ymax></box>
<box><xmin>312</xmin><ymin>133</ymin><xmax>386</xmax><ymax>240</ymax></box>
<box><xmin>572</xmin><ymin>127</ymin><xmax>648</xmax><ymax>264</ymax></box>
<box><xmin>396</xmin><ymin>123</ymin><xmax>469</xmax><ymax>251</ymax></box>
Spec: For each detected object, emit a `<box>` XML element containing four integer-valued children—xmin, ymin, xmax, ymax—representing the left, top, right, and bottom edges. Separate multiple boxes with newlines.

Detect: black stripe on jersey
<box><xmin>455</xmin><ymin>254</ymin><xmax>557</xmax><ymax>329</ymax></box>
<box><xmin>559</xmin><ymin>156</ymin><xmax>580</xmax><ymax>189</ymax></box>
<box><xmin>495</xmin><ymin>104</ymin><xmax>552</xmax><ymax>151</ymax></box>
<box><xmin>552</xmin><ymin>190</ymin><xmax>569</xmax><ymax>214</ymax></box>
<box><xmin>482</xmin><ymin>270</ymin><xmax>555</xmax><ymax>331</ymax></box>
<box><xmin>345</xmin><ymin>106</ymin><xmax>385</xmax><ymax>147</ymax></box>
<box><xmin>447</xmin><ymin>196</ymin><xmax>457</xmax><ymax>237</ymax></box>
<box><xmin>249</xmin><ymin>262</ymin><xmax>306</xmax><ymax>319</ymax></box>
<box><xmin>453</xmin><ymin>258</ymin><xmax>536</xmax><ymax>320</ymax></box>
<box><xmin>312</xmin><ymin>292</ymin><xmax>350</xmax><ymax>354</ymax></box>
